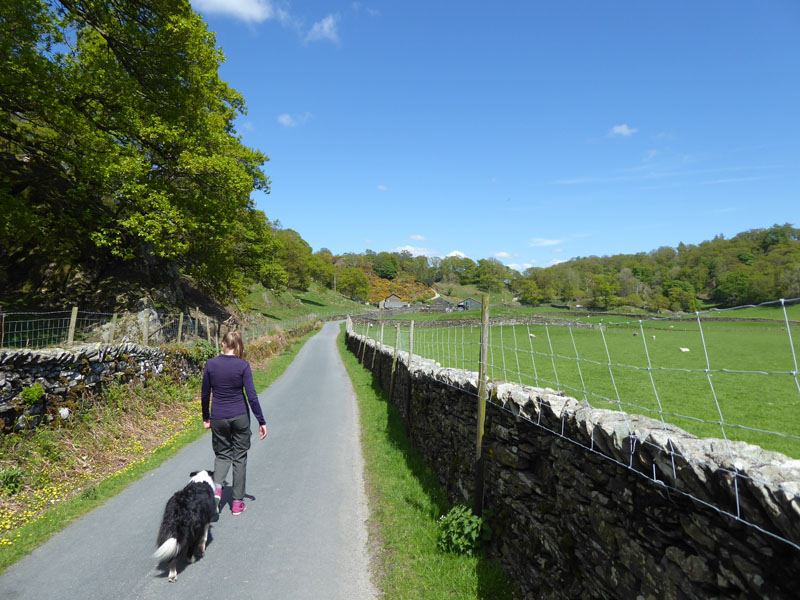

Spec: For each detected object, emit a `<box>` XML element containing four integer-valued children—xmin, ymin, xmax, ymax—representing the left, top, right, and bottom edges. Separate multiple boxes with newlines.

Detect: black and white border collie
<box><xmin>154</xmin><ymin>470</ymin><xmax>216</xmax><ymax>582</ymax></box>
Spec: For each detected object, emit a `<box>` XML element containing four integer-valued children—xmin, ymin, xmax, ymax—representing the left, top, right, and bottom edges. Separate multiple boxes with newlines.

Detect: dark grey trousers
<box><xmin>211</xmin><ymin>413</ymin><xmax>251</xmax><ymax>501</ymax></box>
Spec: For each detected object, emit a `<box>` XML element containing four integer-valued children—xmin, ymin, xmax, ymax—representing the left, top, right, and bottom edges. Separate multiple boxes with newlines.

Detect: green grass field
<box><xmin>354</xmin><ymin>310</ymin><xmax>800</xmax><ymax>458</ymax></box>
<box><xmin>244</xmin><ymin>282</ymin><xmax>367</xmax><ymax>321</ymax></box>
<box><xmin>432</xmin><ymin>283</ymin><xmax>516</xmax><ymax>306</ymax></box>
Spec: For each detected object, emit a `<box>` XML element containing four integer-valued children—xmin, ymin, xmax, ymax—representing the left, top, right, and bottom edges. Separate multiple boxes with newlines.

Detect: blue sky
<box><xmin>191</xmin><ymin>0</ymin><xmax>799</xmax><ymax>272</ymax></box>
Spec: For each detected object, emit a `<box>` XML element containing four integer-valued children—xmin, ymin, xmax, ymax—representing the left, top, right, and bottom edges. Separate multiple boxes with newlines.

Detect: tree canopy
<box><xmin>1</xmin><ymin>0</ymin><xmax>280</xmax><ymax>305</ymax></box>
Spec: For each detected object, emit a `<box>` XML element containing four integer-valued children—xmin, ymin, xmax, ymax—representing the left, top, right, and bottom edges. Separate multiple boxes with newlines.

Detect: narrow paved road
<box><xmin>0</xmin><ymin>321</ymin><xmax>376</xmax><ymax>600</ymax></box>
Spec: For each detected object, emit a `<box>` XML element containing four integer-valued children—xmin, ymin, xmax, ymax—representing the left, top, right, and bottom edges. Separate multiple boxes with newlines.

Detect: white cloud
<box><xmin>352</xmin><ymin>2</ymin><xmax>379</xmax><ymax>16</ymax></box>
<box><xmin>394</xmin><ymin>245</ymin><xmax>438</xmax><ymax>257</ymax></box>
<box><xmin>377</xmin><ymin>185</ymin><xmax>388</xmax><ymax>191</ymax></box>
<box><xmin>306</xmin><ymin>14</ymin><xmax>339</xmax><ymax>43</ymax></box>
<box><xmin>410</xmin><ymin>234</ymin><xmax>425</xmax><ymax>241</ymax></box>
<box><xmin>508</xmin><ymin>263</ymin><xmax>533</xmax><ymax>272</ymax></box>
<box><xmin>530</xmin><ymin>238</ymin><xmax>562</xmax><ymax>247</ymax></box>
<box><xmin>494</xmin><ymin>251</ymin><xmax>512</xmax><ymax>259</ymax></box>
<box><xmin>610</xmin><ymin>124</ymin><xmax>638</xmax><ymax>137</ymax></box>
<box><xmin>546</xmin><ymin>258</ymin><xmax>569</xmax><ymax>267</ymax></box>
<box><xmin>447</xmin><ymin>250</ymin><xmax>466</xmax><ymax>258</ymax></box>
<box><xmin>277</xmin><ymin>112</ymin><xmax>313</xmax><ymax>127</ymax></box>
<box><xmin>192</xmin><ymin>0</ymin><xmax>284</xmax><ymax>24</ymax></box>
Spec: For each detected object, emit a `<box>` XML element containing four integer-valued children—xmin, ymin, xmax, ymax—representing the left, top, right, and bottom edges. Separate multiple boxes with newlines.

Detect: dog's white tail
<box><xmin>153</xmin><ymin>538</ymin><xmax>180</xmax><ymax>562</ymax></box>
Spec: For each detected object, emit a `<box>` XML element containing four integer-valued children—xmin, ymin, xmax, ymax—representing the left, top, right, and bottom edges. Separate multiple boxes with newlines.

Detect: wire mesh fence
<box><xmin>352</xmin><ymin>297</ymin><xmax>800</xmax><ymax>459</ymax></box>
<box><xmin>0</xmin><ymin>306</ymin><xmax>364</xmax><ymax>351</ymax></box>
<box><xmin>349</xmin><ymin>297</ymin><xmax>800</xmax><ymax>552</ymax></box>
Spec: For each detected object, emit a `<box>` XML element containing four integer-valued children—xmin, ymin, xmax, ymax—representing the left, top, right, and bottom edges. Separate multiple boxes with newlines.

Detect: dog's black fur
<box><xmin>154</xmin><ymin>470</ymin><xmax>216</xmax><ymax>582</ymax></box>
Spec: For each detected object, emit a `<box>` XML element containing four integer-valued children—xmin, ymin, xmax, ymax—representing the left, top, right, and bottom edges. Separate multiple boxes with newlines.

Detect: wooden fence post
<box><xmin>2</xmin><ymin>308</ymin><xmax>6</xmax><ymax>348</ymax></box>
<box><xmin>215</xmin><ymin>320</ymin><xmax>219</xmax><ymax>353</ymax></box>
<box><xmin>388</xmin><ymin>324</ymin><xmax>400</xmax><ymax>402</ymax></box>
<box><xmin>359</xmin><ymin>323</ymin><xmax>370</xmax><ymax>364</ymax></box>
<box><xmin>177</xmin><ymin>313</ymin><xmax>184</xmax><ymax>343</ymax></box>
<box><xmin>404</xmin><ymin>320</ymin><xmax>415</xmax><ymax>435</ymax></box>
<box><xmin>473</xmin><ymin>294</ymin><xmax>490</xmax><ymax>517</ymax></box>
<box><xmin>372</xmin><ymin>323</ymin><xmax>384</xmax><ymax>370</ymax></box>
<box><xmin>143</xmin><ymin>314</ymin><xmax>149</xmax><ymax>346</ymax></box>
<box><xmin>110</xmin><ymin>313</ymin><xmax>117</xmax><ymax>343</ymax></box>
<box><xmin>205</xmin><ymin>316</ymin><xmax>211</xmax><ymax>344</ymax></box>
<box><xmin>67</xmin><ymin>306</ymin><xmax>79</xmax><ymax>346</ymax></box>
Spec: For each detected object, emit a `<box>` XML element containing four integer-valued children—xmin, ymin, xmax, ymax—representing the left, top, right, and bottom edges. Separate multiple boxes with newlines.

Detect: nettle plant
<box><xmin>437</xmin><ymin>504</ymin><xmax>491</xmax><ymax>557</ymax></box>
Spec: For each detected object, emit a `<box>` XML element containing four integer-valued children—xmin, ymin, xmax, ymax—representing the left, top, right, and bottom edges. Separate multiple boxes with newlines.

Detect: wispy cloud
<box><xmin>192</xmin><ymin>0</ymin><xmax>289</xmax><ymax>24</ymax></box>
<box><xmin>546</xmin><ymin>258</ymin><xmax>569</xmax><ymax>267</ymax></box>
<box><xmin>277</xmin><ymin>112</ymin><xmax>314</xmax><ymax>127</ymax></box>
<box><xmin>306</xmin><ymin>14</ymin><xmax>339</xmax><ymax>43</ymax></box>
<box><xmin>447</xmin><ymin>250</ymin><xmax>467</xmax><ymax>258</ymax></box>
<box><xmin>410</xmin><ymin>234</ymin><xmax>425</xmax><ymax>241</ymax></box>
<box><xmin>508</xmin><ymin>263</ymin><xmax>533</xmax><ymax>272</ymax></box>
<box><xmin>610</xmin><ymin>124</ymin><xmax>638</xmax><ymax>137</ymax></box>
<box><xmin>530</xmin><ymin>238</ymin><xmax>562</xmax><ymax>247</ymax></box>
<box><xmin>352</xmin><ymin>2</ymin><xmax>379</xmax><ymax>16</ymax></box>
<box><xmin>554</xmin><ymin>163</ymin><xmax>782</xmax><ymax>186</ymax></box>
<box><xmin>699</xmin><ymin>176</ymin><xmax>766</xmax><ymax>185</ymax></box>
<box><xmin>394</xmin><ymin>245</ymin><xmax>439</xmax><ymax>257</ymax></box>
<box><xmin>377</xmin><ymin>184</ymin><xmax>388</xmax><ymax>191</ymax></box>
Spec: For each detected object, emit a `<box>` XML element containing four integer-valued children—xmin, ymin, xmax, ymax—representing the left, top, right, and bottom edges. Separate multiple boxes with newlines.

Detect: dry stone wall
<box><xmin>346</xmin><ymin>328</ymin><xmax>800</xmax><ymax>600</ymax></box>
<box><xmin>0</xmin><ymin>344</ymin><xmax>202</xmax><ymax>432</ymax></box>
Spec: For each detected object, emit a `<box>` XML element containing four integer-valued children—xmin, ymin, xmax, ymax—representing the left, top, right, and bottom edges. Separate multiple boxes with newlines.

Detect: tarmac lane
<box><xmin>0</xmin><ymin>321</ymin><xmax>377</xmax><ymax>600</ymax></box>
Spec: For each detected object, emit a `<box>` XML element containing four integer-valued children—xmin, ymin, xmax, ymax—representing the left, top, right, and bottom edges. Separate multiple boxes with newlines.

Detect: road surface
<box><xmin>0</xmin><ymin>321</ymin><xmax>376</xmax><ymax>600</ymax></box>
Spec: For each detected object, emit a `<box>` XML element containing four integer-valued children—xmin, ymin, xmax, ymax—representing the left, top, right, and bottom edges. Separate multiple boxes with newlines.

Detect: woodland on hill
<box><xmin>314</xmin><ymin>223</ymin><xmax>800</xmax><ymax>311</ymax></box>
<box><xmin>2</xmin><ymin>4</ymin><xmax>797</xmax><ymax>315</ymax></box>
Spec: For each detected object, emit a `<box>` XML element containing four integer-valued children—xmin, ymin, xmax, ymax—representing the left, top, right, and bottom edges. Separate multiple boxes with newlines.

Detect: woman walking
<box><xmin>201</xmin><ymin>331</ymin><xmax>268</xmax><ymax>515</ymax></box>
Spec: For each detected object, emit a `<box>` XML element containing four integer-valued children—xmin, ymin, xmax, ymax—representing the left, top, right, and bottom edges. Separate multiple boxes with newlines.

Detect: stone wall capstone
<box><xmin>346</xmin><ymin>327</ymin><xmax>800</xmax><ymax>600</ymax></box>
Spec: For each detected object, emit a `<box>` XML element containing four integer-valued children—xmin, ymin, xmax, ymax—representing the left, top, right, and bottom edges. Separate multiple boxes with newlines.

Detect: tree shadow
<box><xmin>298</xmin><ymin>298</ymin><xmax>326</xmax><ymax>307</ymax></box>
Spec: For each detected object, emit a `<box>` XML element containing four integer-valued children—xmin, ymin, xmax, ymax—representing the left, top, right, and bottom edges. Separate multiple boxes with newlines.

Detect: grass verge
<box><xmin>336</xmin><ymin>324</ymin><xmax>517</xmax><ymax>599</ymax></box>
<box><xmin>0</xmin><ymin>325</ymin><xmax>321</xmax><ymax>573</ymax></box>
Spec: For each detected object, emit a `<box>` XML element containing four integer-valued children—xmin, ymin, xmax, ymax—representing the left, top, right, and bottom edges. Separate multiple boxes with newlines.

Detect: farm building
<box><xmin>381</xmin><ymin>293</ymin><xmax>408</xmax><ymax>309</ymax></box>
<box><xmin>457</xmin><ymin>298</ymin><xmax>482</xmax><ymax>311</ymax></box>
<box><xmin>430</xmin><ymin>297</ymin><xmax>455</xmax><ymax>312</ymax></box>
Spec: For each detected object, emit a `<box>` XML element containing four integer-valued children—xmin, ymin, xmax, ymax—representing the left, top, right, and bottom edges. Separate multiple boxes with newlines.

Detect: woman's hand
<box><xmin>203</xmin><ymin>420</ymin><xmax>211</xmax><ymax>429</ymax></box>
<box><xmin>258</xmin><ymin>424</ymin><xmax>268</xmax><ymax>440</ymax></box>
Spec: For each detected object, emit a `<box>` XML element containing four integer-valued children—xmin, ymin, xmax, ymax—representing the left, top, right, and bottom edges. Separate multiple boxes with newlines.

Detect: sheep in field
<box><xmin>679</xmin><ymin>347</ymin><xmax>690</xmax><ymax>352</ymax></box>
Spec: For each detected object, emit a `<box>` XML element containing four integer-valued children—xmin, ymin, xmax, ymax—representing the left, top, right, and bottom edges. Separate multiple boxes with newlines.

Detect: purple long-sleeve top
<box><xmin>201</xmin><ymin>355</ymin><xmax>266</xmax><ymax>426</ymax></box>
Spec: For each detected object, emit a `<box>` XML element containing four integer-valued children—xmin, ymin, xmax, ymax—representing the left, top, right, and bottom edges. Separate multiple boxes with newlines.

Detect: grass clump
<box><xmin>336</xmin><ymin>325</ymin><xmax>517</xmax><ymax>600</ymax></box>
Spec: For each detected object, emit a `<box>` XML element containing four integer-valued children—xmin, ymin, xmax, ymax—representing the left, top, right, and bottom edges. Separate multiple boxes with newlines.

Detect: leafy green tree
<box><xmin>373</xmin><ymin>252</ymin><xmax>400</xmax><ymax>280</ymax></box>
<box><xmin>276</xmin><ymin>229</ymin><xmax>313</xmax><ymax>290</ymax></box>
<box><xmin>475</xmin><ymin>258</ymin><xmax>506</xmax><ymax>293</ymax></box>
<box><xmin>1</xmin><ymin>0</ymin><xmax>271</xmax><ymax>303</ymax></box>
<box><xmin>516</xmin><ymin>279</ymin><xmax>543</xmax><ymax>306</ymax></box>
<box><xmin>309</xmin><ymin>251</ymin><xmax>335</xmax><ymax>288</ymax></box>
<box><xmin>713</xmin><ymin>271</ymin><xmax>753</xmax><ymax>307</ymax></box>
<box><xmin>588</xmin><ymin>274</ymin><xmax>618</xmax><ymax>309</ymax></box>
<box><xmin>338</xmin><ymin>267</ymin><xmax>369</xmax><ymax>301</ymax></box>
